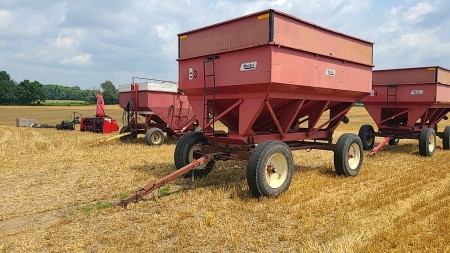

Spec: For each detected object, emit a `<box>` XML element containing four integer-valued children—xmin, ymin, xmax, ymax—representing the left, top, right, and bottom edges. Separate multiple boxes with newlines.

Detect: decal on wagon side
<box><xmin>411</xmin><ymin>90</ymin><xmax>424</xmax><ymax>95</ymax></box>
<box><xmin>325</xmin><ymin>69</ymin><xmax>336</xmax><ymax>76</ymax></box>
<box><xmin>240</xmin><ymin>61</ymin><xmax>257</xmax><ymax>71</ymax></box>
<box><xmin>188</xmin><ymin>68</ymin><xmax>197</xmax><ymax>80</ymax></box>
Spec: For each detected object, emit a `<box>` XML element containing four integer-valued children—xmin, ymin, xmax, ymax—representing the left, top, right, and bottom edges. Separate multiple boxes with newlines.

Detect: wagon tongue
<box><xmin>369</xmin><ymin>136</ymin><xmax>393</xmax><ymax>157</ymax></box>
<box><xmin>118</xmin><ymin>154</ymin><xmax>216</xmax><ymax>208</ymax></box>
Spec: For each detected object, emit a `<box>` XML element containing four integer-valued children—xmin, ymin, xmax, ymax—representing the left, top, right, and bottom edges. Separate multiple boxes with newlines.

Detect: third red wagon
<box><xmin>359</xmin><ymin>66</ymin><xmax>450</xmax><ymax>156</ymax></box>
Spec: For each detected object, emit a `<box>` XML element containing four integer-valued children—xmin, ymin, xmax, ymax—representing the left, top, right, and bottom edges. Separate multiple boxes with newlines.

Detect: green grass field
<box><xmin>40</xmin><ymin>100</ymin><xmax>90</xmax><ymax>106</ymax></box>
<box><xmin>1</xmin><ymin>105</ymin><xmax>450</xmax><ymax>252</ymax></box>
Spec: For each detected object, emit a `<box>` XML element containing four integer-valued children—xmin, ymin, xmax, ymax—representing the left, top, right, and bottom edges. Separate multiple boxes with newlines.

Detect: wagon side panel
<box><xmin>178</xmin><ymin>14</ymin><xmax>270</xmax><ymax>60</ymax></box>
<box><xmin>438</xmin><ymin>68</ymin><xmax>450</xmax><ymax>85</ymax></box>
<box><xmin>273</xmin><ymin>14</ymin><xmax>373</xmax><ymax>66</ymax></box>
<box><xmin>373</xmin><ymin>68</ymin><xmax>437</xmax><ymax>85</ymax></box>
<box><xmin>270</xmin><ymin>46</ymin><xmax>372</xmax><ymax>95</ymax></box>
<box><xmin>436</xmin><ymin>84</ymin><xmax>450</xmax><ymax>104</ymax></box>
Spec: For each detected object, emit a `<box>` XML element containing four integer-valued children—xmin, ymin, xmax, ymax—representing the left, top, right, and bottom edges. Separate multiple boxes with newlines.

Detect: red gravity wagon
<box><xmin>120</xmin><ymin>9</ymin><xmax>374</xmax><ymax>206</ymax></box>
<box><xmin>359</xmin><ymin>66</ymin><xmax>450</xmax><ymax>156</ymax></box>
<box><xmin>119</xmin><ymin>77</ymin><xmax>198</xmax><ymax>146</ymax></box>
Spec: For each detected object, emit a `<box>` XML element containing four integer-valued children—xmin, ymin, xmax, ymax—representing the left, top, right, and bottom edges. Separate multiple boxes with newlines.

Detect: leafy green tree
<box><xmin>82</xmin><ymin>88</ymin><xmax>100</xmax><ymax>104</ymax></box>
<box><xmin>16</xmin><ymin>80</ymin><xmax>46</xmax><ymax>105</ymax></box>
<box><xmin>100</xmin><ymin>80</ymin><xmax>119</xmax><ymax>105</ymax></box>
<box><xmin>0</xmin><ymin>71</ymin><xmax>18</xmax><ymax>105</ymax></box>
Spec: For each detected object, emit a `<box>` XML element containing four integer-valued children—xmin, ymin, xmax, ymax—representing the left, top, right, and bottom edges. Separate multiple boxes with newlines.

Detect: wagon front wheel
<box><xmin>358</xmin><ymin>124</ymin><xmax>375</xmax><ymax>150</ymax></box>
<box><xmin>334</xmin><ymin>133</ymin><xmax>363</xmax><ymax>176</ymax></box>
<box><xmin>443</xmin><ymin>126</ymin><xmax>450</xmax><ymax>150</ymax></box>
<box><xmin>246</xmin><ymin>141</ymin><xmax>294</xmax><ymax>197</ymax></box>
<box><xmin>145</xmin><ymin>128</ymin><xmax>165</xmax><ymax>146</ymax></box>
<box><xmin>174</xmin><ymin>132</ymin><xmax>215</xmax><ymax>178</ymax></box>
<box><xmin>419</xmin><ymin>128</ymin><xmax>436</xmax><ymax>156</ymax></box>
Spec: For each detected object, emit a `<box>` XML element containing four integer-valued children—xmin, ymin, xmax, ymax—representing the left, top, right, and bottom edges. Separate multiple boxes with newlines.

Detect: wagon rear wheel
<box><xmin>443</xmin><ymin>126</ymin><xmax>450</xmax><ymax>150</ymax></box>
<box><xmin>358</xmin><ymin>124</ymin><xmax>375</xmax><ymax>150</ymax></box>
<box><xmin>334</xmin><ymin>133</ymin><xmax>363</xmax><ymax>176</ymax></box>
<box><xmin>246</xmin><ymin>141</ymin><xmax>294</xmax><ymax>197</ymax></box>
<box><xmin>174</xmin><ymin>132</ymin><xmax>215</xmax><ymax>178</ymax></box>
<box><xmin>145</xmin><ymin>128</ymin><xmax>164</xmax><ymax>146</ymax></box>
<box><xmin>419</xmin><ymin>128</ymin><xmax>436</xmax><ymax>156</ymax></box>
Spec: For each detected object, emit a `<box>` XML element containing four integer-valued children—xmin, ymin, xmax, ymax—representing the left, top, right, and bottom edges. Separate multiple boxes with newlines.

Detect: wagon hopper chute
<box><xmin>359</xmin><ymin>66</ymin><xmax>450</xmax><ymax>156</ymax></box>
<box><xmin>119</xmin><ymin>77</ymin><xmax>198</xmax><ymax>146</ymax></box>
<box><xmin>120</xmin><ymin>9</ymin><xmax>374</xmax><ymax>207</ymax></box>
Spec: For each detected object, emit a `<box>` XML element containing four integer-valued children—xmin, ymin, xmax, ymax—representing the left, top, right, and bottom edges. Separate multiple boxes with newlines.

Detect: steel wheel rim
<box><xmin>366</xmin><ymin>132</ymin><xmax>374</xmax><ymax>146</ymax></box>
<box><xmin>152</xmin><ymin>133</ymin><xmax>161</xmax><ymax>143</ymax></box>
<box><xmin>188</xmin><ymin>143</ymin><xmax>201</xmax><ymax>163</ymax></box>
<box><xmin>428</xmin><ymin>133</ymin><xmax>435</xmax><ymax>152</ymax></box>
<box><xmin>265</xmin><ymin>153</ymin><xmax>288</xmax><ymax>189</ymax></box>
<box><xmin>348</xmin><ymin>143</ymin><xmax>361</xmax><ymax>170</ymax></box>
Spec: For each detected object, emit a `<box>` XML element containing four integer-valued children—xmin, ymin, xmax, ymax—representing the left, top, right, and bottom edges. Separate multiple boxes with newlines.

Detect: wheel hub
<box><xmin>347</xmin><ymin>143</ymin><xmax>361</xmax><ymax>170</ymax></box>
<box><xmin>265</xmin><ymin>154</ymin><xmax>288</xmax><ymax>188</ymax></box>
<box><xmin>266</xmin><ymin>166</ymin><xmax>278</xmax><ymax>174</ymax></box>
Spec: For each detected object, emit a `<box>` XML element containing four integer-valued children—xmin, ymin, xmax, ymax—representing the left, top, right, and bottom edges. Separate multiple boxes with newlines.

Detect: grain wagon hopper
<box><xmin>120</xmin><ymin>9</ymin><xmax>373</xmax><ymax>207</ymax></box>
<box><xmin>119</xmin><ymin>77</ymin><xmax>198</xmax><ymax>146</ymax></box>
<box><xmin>358</xmin><ymin>66</ymin><xmax>450</xmax><ymax>156</ymax></box>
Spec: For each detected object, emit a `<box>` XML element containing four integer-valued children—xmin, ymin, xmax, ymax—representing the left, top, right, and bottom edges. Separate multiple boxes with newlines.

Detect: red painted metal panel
<box><xmin>178</xmin><ymin>13</ymin><xmax>270</xmax><ymax>60</ymax></box>
<box><xmin>436</xmin><ymin>84</ymin><xmax>450</xmax><ymax>104</ymax></box>
<box><xmin>373</xmin><ymin>66</ymin><xmax>450</xmax><ymax>86</ymax></box>
<box><xmin>273</xmin><ymin>14</ymin><xmax>373</xmax><ymax>66</ymax></box>
<box><xmin>119</xmin><ymin>89</ymin><xmax>196</xmax><ymax>132</ymax></box>
<box><xmin>271</xmin><ymin>47</ymin><xmax>372</xmax><ymax>94</ymax></box>
<box><xmin>438</xmin><ymin>68</ymin><xmax>450</xmax><ymax>84</ymax></box>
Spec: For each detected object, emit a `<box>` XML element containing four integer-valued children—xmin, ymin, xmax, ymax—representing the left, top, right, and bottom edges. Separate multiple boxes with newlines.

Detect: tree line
<box><xmin>0</xmin><ymin>70</ymin><xmax>119</xmax><ymax>105</ymax></box>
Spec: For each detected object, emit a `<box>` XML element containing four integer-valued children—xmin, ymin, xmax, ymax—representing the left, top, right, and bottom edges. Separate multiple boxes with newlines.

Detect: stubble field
<box><xmin>1</xmin><ymin>105</ymin><xmax>450</xmax><ymax>252</ymax></box>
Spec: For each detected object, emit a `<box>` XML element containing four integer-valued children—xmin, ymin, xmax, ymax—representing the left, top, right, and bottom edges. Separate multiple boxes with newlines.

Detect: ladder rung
<box><xmin>204</xmin><ymin>74</ymin><xmax>215</xmax><ymax>77</ymax></box>
<box><xmin>204</xmin><ymin>88</ymin><xmax>215</xmax><ymax>91</ymax></box>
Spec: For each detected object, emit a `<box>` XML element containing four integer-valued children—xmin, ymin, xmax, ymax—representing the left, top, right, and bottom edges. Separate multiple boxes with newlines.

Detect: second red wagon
<box><xmin>359</xmin><ymin>66</ymin><xmax>450</xmax><ymax>156</ymax></box>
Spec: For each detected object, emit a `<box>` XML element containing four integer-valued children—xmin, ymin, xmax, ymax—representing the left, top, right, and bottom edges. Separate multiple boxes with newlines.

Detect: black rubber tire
<box><xmin>67</xmin><ymin>123</ymin><xmax>75</xmax><ymax>130</ymax></box>
<box><xmin>56</xmin><ymin>124</ymin><xmax>62</xmax><ymax>130</ymax></box>
<box><xmin>246</xmin><ymin>141</ymin><xmax>294</xmax><ymax>197</ymax></box>
<box><xmin>119</xmin><ymin>126</ymin><xmax>131</xmax><ymax>142</ymax></box>
<box><xmin>388</xmin><ymin>138</ymin><xmax>399</xmax><ymax>146</ymax></box>
<box><xmin>443</xmin><ymin>126</ymin><xmax>450</xmax><ymax>150</ymax></box>
<box><xmin>419</xmin><ymin>128</ymin><xmax>436</xmax><ymax>156</ymax></box>
<box><xmin>145</xmin><ymin>128</ymin><xmax>164</xmax><ymax>146</ymax></box>
<box><xmin>173</xmin><ymin>132</ymin><xmax>215</xmax><ymax>178</ymax></box>
<box><xmin>334</xmin><ymin>133</ymin><xmax>363</xmax><ymax>176</ymax></box>
<box><xmin>358</xmin><ymin>124</ymin><xmax>375</xmax><ymax>150</ymax></box>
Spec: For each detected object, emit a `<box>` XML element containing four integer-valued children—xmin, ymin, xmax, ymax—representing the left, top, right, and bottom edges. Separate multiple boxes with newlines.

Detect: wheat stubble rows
<box><xmin>0</xmin><ymin>106</ymin><xmax>449</xmax><ymax>252</ymax></box>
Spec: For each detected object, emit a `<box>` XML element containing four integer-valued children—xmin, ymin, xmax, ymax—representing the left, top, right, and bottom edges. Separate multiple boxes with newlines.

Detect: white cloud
<box><xmin>50</xmin><ymin>36</ymin><xmax>77</xmax><ymax>48</ymax></box>
<box><xmin>403</xmin><ymin>1</ymin><xmax>435</xmax><ymax>22</ymax></box>
<box><xmin>155</xmin><ymin>22</ymin><xmax>180</xmax><ymax>41</ymax></box>
<box><xmin>0</xmin><ymin>10</ymin><xmax>13</xmax><ymax>28</ymax></box>
<box><xmin>60</xmin><ymin>54</ymin><xmax>92</xmax><ymax>65</ymax></box>
<box><xmin>389</xmin><ymin>6</ymin><xmax>402</xmax><ymax>16</ymax></box>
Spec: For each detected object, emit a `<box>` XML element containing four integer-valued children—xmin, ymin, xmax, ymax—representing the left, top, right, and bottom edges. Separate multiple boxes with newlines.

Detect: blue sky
<box><xmin>0</xmin><ymin>0</ymin><xmax>448</xmax><ymax>89</ymax></box>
